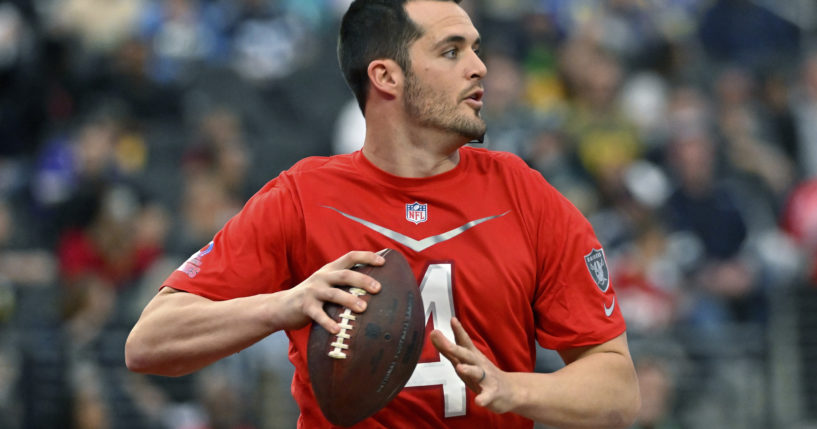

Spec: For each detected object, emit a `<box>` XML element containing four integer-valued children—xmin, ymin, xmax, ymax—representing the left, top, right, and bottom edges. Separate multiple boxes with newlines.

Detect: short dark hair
<box><xmin>338</xmin><ymin>0</ymin><xmax>462</xmax><ymax>113</ymax></box>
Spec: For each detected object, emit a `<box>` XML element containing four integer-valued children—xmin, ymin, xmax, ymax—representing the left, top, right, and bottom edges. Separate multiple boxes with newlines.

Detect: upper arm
<box><xmin>530</xmin><ymin>174</ymin><xmax>627</xmax><ymax>350</ymax></box>
<box><xmin>140</xmin><ymin>286</ymin><xmax>209</xmax><ymax>317</ymax></box>
<box><xmin>162</xmin><ymin>179</ymin><xmax>301</xmax><ymax>300</ymax></box>
<box><xmin>158</xmin><ymin>286</ymin><xmax>182</xmax><ymax>296</ymax></box>
<box><xmin>557</xmin><ymin>332</ymin><xmax>632</xmax><ymax>365</ymax></box>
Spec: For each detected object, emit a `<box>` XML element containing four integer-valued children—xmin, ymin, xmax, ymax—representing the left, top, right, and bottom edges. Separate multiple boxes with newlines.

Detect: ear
<box><xmin>367</xmin><ymin>59</ymin><xmax>404</xmax><ymax>100</ymax></box>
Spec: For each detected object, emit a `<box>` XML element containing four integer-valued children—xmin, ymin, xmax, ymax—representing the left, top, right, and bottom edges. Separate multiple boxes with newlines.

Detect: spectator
<box><xmin>0</xmin><ymin>2</ymin><xmax>46</xmax><ymax>157</ymax></box>
<box><xmin>631</xmin><ymin>356</ymin><xmax>682</xmax><ymax>429</ymax></box>
<box><xmin>782</xmin><ymin>179</ymin><xmax>817</xmax><ymax>286</ymax></box>
<box><xmin>663</xmin><ymin>124</ymin><xmax>764</xmax><ymax>327</ymax></box>
<box><xmin>713</xmin><ymin>66</ymin><xmax>794</xmax><ymax>205</ymax></box>
<box><xmin>0</xmin><ymin>198</ymin><xmax>56</xmax><ymax>287</ymax></box>
<box><xmin>525</xmin><ymin>123</ymin><xmax>598</xmax><ymax>214</ymax></box>
<box><xmin>190</xmin><ymin>107</ymin><xmax>252</xmax><ymax>199</ymax></box>
<box><xmin>57</xmin><ymin>184</ymin><xmax>166</xmax><ymax>350</ymax></box>
<box><xmin>331</xmin><ymin>98</ymin><xmax>365</xmax><ymax>154</ymax></box>
<box><xmin>609</xmin><ymin>219</ymin><xmax>681</xmax><ymax>335</ymax></box>
<box><xmin>698</xmin><ymin>0</ymin><xmax>800</xmax><ymax>70</ymax></box>
<box><xmin>47</xmin><ymin>0</ymin><xmax>144</xmax><ymax>55</ymax></box>
<box><xmin>138</xmin><ymin>0</ymin><xmax>219</xmax><ymax>84</ymax></box>
<box><xmin>561</xmin><ymin>41</ymin><xmax>642</xmax><ymax>203</ymax></box>
<box><xmin>792</xmin><ymin>51</ymin><xmax>817</xmax><ymax>179</ymax></box>
<box><xmin>482</xmin><ymin>51</ymin><xmax>534</xmax><ymax>156</ymax></box>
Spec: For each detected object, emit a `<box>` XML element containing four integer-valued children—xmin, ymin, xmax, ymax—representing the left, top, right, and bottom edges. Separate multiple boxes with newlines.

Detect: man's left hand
<box><xmin>430</xmin><ymin>317</ymin><xmax>517</xmax><ymax>414</ymax></box>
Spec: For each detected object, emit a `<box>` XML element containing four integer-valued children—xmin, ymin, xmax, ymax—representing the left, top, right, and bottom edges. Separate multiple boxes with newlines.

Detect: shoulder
<box><xmin>463</xmin><ymin>146</ymin><xmax>551</xmax><ymax>190</ymax></box>
<box><xmin>462</xmin><ymin>146</ymin><xmax>529</xmax><ymax>169</ymax></box>
<box><xmin>286</xmin><ymin>153</ymin><xmax>356</xmax><ymax>176</ymax></box>
<box><xmin>238</xmin><ymin>154</ymin><xmax>354</xmax><ymax>213</ymax></box>
<box><xmin>255</xmin><ymin>153</ymin><xmax>356</xmax><ymax>192</ymax></box>
<box><xmin>464</xmin><ymin>148</ymin><xmax>586</xmax><ymax>223</ymax></box>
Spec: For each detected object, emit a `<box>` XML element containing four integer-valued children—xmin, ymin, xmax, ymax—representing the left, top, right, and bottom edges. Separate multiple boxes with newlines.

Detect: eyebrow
<box><xmin>432</xmin><ymin>34</ymin><xmax>481</xmax><ymax>50</ymax></box>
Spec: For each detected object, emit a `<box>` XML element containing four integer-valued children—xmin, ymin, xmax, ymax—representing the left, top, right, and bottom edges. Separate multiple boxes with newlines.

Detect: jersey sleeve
<box><xmin>531</xmin><ymin>176</ymin><xmax>626</xmax><ymax>351</ymax></box>
<box><xmin>163</xmin><ymin>175</ymin><xmax>303</xmax><ymax>301</ymax></box>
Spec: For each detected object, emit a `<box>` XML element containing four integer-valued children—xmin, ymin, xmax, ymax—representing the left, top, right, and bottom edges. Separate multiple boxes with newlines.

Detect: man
<box><xmin>125</xmin><ymin>1</ymin><xmax>640</xmax><ymax>427</ymax></box>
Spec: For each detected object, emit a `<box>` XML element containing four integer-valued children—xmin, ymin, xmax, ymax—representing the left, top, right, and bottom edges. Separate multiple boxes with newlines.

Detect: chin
<box><xmin>459</xmin><ymin>128</ymin><xmax>486</xmax><ymax>141</ymax></box>
<box><xmin>465</xmin><ymin>120</ymin><xmax>487</xmax><ymax>140</ymax></box>
<box><xmin>431</xmin><ymin>112</ymin><xmax>486</xmax><ymax>140</ymax></box>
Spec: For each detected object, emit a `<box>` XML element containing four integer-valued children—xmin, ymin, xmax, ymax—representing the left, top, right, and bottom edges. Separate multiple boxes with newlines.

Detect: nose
<box><xmin>469</xmin><ymin>51</ymin><xmax>487</xmax><ymax>80</ymax></box>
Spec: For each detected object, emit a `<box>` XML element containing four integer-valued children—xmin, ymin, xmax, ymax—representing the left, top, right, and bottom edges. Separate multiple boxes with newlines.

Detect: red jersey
<box><xmin>164</xmin><ymin>147</ymin><xmax>626</xmax><ymax>428</ymax></box>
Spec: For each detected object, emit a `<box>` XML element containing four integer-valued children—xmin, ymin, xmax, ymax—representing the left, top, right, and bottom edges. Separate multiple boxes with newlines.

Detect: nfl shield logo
<box><xmin>406</xmin><ymin>202</ymin><xmax>428</xmax><ymax>225</ymax></box>
<box><xmin>584</xmin><ymin>248</ymin><xmax>610</xmax><ymax>292</ymax></box>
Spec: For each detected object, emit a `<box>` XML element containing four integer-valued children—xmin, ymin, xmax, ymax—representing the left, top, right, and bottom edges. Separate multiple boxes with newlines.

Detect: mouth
<box><xmin>463</xmin><ymin>89</ymin><xmax>484</xmax><ymax>108</ymax></box>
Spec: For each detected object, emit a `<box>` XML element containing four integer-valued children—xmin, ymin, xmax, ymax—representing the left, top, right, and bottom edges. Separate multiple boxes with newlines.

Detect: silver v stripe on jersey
<box><xmin>322</xmin><ymin>206</ymin><xmax>510</xmax><ymax>252</ymax></box>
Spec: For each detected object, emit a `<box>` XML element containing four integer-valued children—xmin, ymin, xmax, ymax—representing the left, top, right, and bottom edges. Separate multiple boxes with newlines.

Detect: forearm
<box><xmin>509</xmin><ymin>350</ymin><xmax>640</xmax><ymax>428</ymax></box>
<box><xmin>125</xmin><ymin>251</ymin><xmax>386</xmax><ymax>377</ymax></box>
<box><xmin>125</xmin><ymin>288</ymin><xmax>279</xmax><ymax>377</ymax></box>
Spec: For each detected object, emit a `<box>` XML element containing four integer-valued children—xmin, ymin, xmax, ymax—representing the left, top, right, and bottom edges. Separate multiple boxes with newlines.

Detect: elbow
<box><xmin>125</xmin><ymin>333</ymin><xmax>193</xmax><ymax>377</ymax></box>
<box><xmin>124</xmin><ymin>334</ymin><xmax>152</xmax><ymax>374</ymax></box>
<box><xmin>125</xmin><ymin>331</ymin><xmax>170</xmax><ymax>375</ymax></box>
<box><xmin>606</xmin><ymin>385</ymin><xmax>641</xmax><ymax>429</ymax></box>
<box><xmin>629</xmin><ymin>387</ymin><xmax>643</xmax><ymax>424</ymax></box>
<box><xmin>579</xmin><ymin>377</ymin><xmax>640</xmax><ymax>429</ymax></box>
<box><xmin>607</xmin><ymin>350</ymin><xmax>642</xmax><ymax>428</ymax></box>
<box><xmin>623</xmin><ymin>365</ymin><xmax>643</xmax><ymax>427</ymax></box>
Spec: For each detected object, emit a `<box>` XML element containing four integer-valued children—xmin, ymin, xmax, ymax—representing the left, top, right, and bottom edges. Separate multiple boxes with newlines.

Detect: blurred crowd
<box><xmin>1</xmin><ymin>0</ymin><xmax>817</xmax><ymax>428</ymax></box>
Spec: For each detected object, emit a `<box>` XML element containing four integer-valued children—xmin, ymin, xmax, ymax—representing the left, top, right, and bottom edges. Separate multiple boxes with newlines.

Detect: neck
<box><xmin>361</xmin><ymin>110</ymin><xmax>468</xmax><ymax>178</ymax></box>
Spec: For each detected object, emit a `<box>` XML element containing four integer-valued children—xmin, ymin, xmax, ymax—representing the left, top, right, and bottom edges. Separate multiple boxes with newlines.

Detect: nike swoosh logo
<box><xmin>604</xmin><ymin>297</ymin><xmax>616</xmax><ymax>317</ymax></box>
<box><xmin>323</xmin><ymin>206</ymin><xmax>510</xmax><ymax>252</ymax></box>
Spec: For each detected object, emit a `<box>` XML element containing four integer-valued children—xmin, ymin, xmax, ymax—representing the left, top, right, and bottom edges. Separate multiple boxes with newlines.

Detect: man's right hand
<box><xmin>272</xmin><ymin>251</ymin><xmax>384</xmax><ymax>334</ymax></box>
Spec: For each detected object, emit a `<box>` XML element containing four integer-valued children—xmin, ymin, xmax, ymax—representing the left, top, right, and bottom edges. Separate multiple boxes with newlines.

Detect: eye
<box><xmin>443</xmin><ymin>48</ymin><xmax>458</xmax><ymax>59</ymax></box>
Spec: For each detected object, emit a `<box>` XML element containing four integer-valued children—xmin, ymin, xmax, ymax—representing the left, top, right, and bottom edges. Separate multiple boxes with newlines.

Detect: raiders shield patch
<box><xmin>584</xmin><ymin>248</ymin><xmax>609</xmax><ymax>292</ymax></box>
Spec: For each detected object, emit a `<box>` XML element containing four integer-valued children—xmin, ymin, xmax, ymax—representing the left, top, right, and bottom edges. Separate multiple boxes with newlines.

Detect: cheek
<box><xmin>415</xmin><ymin>67</ymin><xmax>454</xmax><ymax>95</ymax></box>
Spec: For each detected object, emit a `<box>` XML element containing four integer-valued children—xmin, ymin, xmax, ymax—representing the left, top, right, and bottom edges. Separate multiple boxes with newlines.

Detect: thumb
<box><xmin>474</xmin><ymin>389</ymin><xmax>493</xmax><ymax>408</ymax></box>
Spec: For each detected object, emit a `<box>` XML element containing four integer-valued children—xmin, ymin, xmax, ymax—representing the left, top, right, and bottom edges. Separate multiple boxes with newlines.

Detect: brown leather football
<box><xmin>307</xmin><ymin>248</ymin><xmax>425</xmax><ymax>427</ymax></box>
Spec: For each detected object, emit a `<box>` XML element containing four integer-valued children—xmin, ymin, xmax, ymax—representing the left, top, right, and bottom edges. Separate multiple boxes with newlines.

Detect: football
<box><xmin>307</xmin><ymin>248</ymin><xmax>425</xmax><ymax>427</ymax></box>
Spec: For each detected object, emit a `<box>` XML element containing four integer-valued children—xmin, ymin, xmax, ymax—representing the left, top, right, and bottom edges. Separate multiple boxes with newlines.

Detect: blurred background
<box><xmin>1</xmin><ymin>0</ymin><xmax>817</xmax><ymax>428</ymax></box>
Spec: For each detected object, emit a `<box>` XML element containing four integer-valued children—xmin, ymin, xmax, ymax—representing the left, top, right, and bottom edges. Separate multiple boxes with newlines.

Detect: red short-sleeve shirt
<box><xmin>165</xmin><ymin>147</ymin><xmax>626</xmax><ymax>429</ymax></box>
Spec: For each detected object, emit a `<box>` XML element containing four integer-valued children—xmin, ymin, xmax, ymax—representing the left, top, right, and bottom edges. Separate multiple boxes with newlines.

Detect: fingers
<box><xmin>431</xmin><ymin>319</ymin><xmax>510</xmax><ymax>412</ymax></box>
<box><xmin>318</xmin><ymin>285</ymin><xmax>368</xmax><ymax>311</ymax></box>
<box><xmin>329</xmin><ymin>250</ymin><xmax>386</xmax><ymax>270</ymax></box>
<box><xmin>323</xmin><ymin>250</ymin><xmax>385</xmax><ymax>294</ymax></box>
<box><xmin>305</xmin><ymin>301</ymin><xmax>342</xmax><ymax>334</ymax></box>
<box><xmin>300</xmin><ymin>283</ymin><xmax>368</xmax><ymax>334</ymax></box>
<box><xmin>455</xmin><ymin>362</ymin><xmax>485</xmax><ymax>391</ymax></box>
<box><xmin>474</xmin><ymin>391</ymin><xmax>493</xmax><ymax>408</ymax></box>
<box><xmin>451</xmin><ymin>317</ymin><xmax>477</xmax><ymax>350</ymax></box>
<box><xmin>302</xmin><ymin>250</ymin><xmax>386</xmax><ymax>332</ymax></box>
<box><xmin>431</xmin><ymin>318</ymin><xmax>478</xmax><ymax>362</ymax></box>
<box><xmin>431</xmin><ymin>324</ymin><xmax>480</xmax><ymax>376</ymax></box>
<box><xmin>433</xmin><ymin>327</ymin><xmax>488</xmax><ymax>395</ymax></box>
<box><xmin>430</xmin><ymin>329</ymin><xmax>461</xmax><ymax>366</ymax></box>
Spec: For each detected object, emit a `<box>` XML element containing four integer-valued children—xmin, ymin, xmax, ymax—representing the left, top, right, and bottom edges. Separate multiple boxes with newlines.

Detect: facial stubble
<box><xmin>403</xmin><ymin>71</ymin><xmax>486</xmax><ymax>141</ymax></box>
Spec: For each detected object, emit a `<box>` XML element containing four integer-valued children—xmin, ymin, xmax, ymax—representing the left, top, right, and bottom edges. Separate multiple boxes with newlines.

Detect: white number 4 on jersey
<box><xmin>404</xmin><ymin>263</ymin><xmax>467</xmax><ymax>417</ymax></box>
